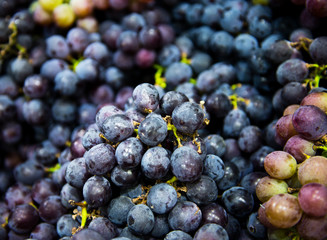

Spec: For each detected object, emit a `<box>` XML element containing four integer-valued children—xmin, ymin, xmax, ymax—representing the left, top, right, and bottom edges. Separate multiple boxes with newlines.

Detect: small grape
<box><xmin>298</xmin><ymin>156</ymin><xmax>327</xmax><ymax>186</ymax></box>
<box><xmin>264</xmin><ymin>151</ymin><xmax>297</xmax><ymax>179</ymax></box>
<box><xmin>256</xmin><ymin>176</ymin><xmax>288</xmax><ymax>202</ymax></box>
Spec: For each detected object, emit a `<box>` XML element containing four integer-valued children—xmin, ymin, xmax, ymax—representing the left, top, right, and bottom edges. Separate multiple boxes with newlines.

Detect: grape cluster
<box><xmin>0</xmin><ymin>0</ymin><xmax>327</xmax><ymax>239</ymax></box>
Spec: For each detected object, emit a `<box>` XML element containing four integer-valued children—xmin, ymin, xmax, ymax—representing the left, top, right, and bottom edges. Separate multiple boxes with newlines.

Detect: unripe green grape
<box><xmin>256</xmin><ymin>176</ymin><xmax>288</xmax><ymax>202</ymax></box>
<box><xmin>38</xmin><ymin>0</ymin><xmax>63</xmax><ymax>12</ymax></box>
<box><xmin>53</xmin><ymin>4</ymin><xmax>75</xmax><ymax>28</ymax></box>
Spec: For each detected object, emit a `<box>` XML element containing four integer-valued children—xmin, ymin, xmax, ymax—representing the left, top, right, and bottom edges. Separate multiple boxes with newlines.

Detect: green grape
<box><xmin>53</xmin><ymin>4</ymin><xmax>75</xmax><ymax>28</ymax></box>
<box><xmin>256</xmin><ymin>176</ymin><xmax>288</xmax><ymax>202</ymax></box>
<box><xmin>39</xmin><ymin>0</ymin><xmax>63</xmax><ymax>12</ymax></box>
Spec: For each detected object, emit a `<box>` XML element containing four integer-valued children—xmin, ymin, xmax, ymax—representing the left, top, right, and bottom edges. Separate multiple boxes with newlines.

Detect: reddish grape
<box><xmin>297</xmin><ymin>213</ymin><xmax>327</xmax><ymax>240</ymax></box>
<box><xmin>298</xmin><ymin>183</ymin><xmax>327</xmax><ymax>217</ymax></box>
<box><xmin>283</xmin><ymin>104</ymin><xmax>300</xmax><ymax>116</ymax></box>
<box><xmin>301</xmin><ymin>91</ymin><xmax>327</xmax><ymax>113</ymax></box>
<box><xmin>283</xmin><ymin>135</ymin><xmax>316</xmax><ymax>163</ymax></box>
<box><xmin>265</xmin><ymin>193</ymin><xmax>302</xmax><ymax>229</ymax></box>
<box><xmin>306</xmin><ymin>0</ymin><xmax>327</xmax><ymax>18</ymax></box>
<box><xmin>275</xmin><ymin>114</ymin><xmax>298</xmax><ymax>143</ymax></box>
<box><xmin>292</xmin><ymin>105</ymin><xmax>327</xmax><ymax>141</ymax></box>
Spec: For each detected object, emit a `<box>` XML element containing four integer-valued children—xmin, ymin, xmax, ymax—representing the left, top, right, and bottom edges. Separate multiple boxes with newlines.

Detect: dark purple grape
<box><xmin>186</xmin><ymin>175</ymin><xmax>218</xmax><ymax>206</ymax></box>
<box><xmin>8</xmin><ymin>204</ymin><xmax>39</xmax><ymax>234</ymax></box>
<box><xmin>66</xmin><ymin>27</ymin><xmax>90</xmax><ymax>54</ymax></box>
<box><xmin>297</xmin><ymin>213</ymin><xmax>327</xmax><ymax>240</ymax></box>
<box><xmin>284</xmin><ymin>135</ymin><xmax>316</xmax><ymax>163</ymax></box>
<box><xmin>0</xmin><ymin>75</ymin><xmax>18</xmax><ymax>98</ymax></box>
<box><xmin>31</xmin><ymin>178</ymin><xmax>60</xmax><ymax>205</ymax></box>
<box><xmin>75</xmin><ymin>58</ymin><xmax>99</xmax><ymax>82</ymax></box>
<box><xmin>116</xmin><ymin>30</ymin><xmax>139</xmax><ymax>53</ymax></box>
<box><xmin>101</xmin><ymin>114</ymin><xmax>134</xmax><ymax>143</ymax></box>
<box><xmin>204</xmin><ymin>134</ymin><xmax>226</xmax><ymax>157</ymax></box>
<box><xmin>138</xmin><ymin>113</ymin><xmax>168</xmax><ymax>146</ymax></box>
<box><xmin>83</xmin><ymin>176</ymin><xmax>112</xmax><ymax>208</ymax></box>
<box><xmin>84</xmin><ymin>143</ymin><xmax>116</xmax><ymax>175</ymax></box>
<box><xmin>170</xmin><ymin>146</ymin><xmax>203</xmax><ymax>182</ymax></box>
<box><xmin>135</xmin><ymin>48</ymin><xmax>156</xmax><ymax>68</ymax></box>
<box><xmin>276</xmin><ymin>58</ymin><xmax>308</xmax><ymax>85</ymax></box>
<box><xmin>96</xmin><ymin>104</ymin><xmax>123</xmax><ymax>131</ymax></box>
<box><xmin>57</xmin><ymin>214</ymin><xmax>79</xmax><ymax>238</ymax></box>
<box><xmin>216</xmin><ymin>162</ymin><xmax>240</xmax><ymax>191</ymax></box>
<box><xmin>132</xmin><ymin>83</ymin><xmax>159</xmax><ymax>113</ymax></box>
<box><xmin>9</xmin><ymin>57</ymin><xmax>34</xmax><ymax>83</ymax></box>
<box><xmin>230</xmin><ymin>156</ymin><xmax>253</xmax><ymax>178</ymax></box>
<box><xmin>222</xmin><ymin>186</ymin><xmax>254</xmax><ymax>218</ymax></box>
<box><xmin>147</xmin><ymin>183</ymin><xmax>177</xmax><ymax>214</ymax></box>
<box><xmin>201</xmin><ymin>202</ymin><xmax>228</xmax><ymax>228</ymax></box>
<box><xmin>107</xmin><ymin>196</ymin><xmax>135</xmax><ymax>227</ymax></box>
<box><xmin>172</xmin><ymin>102</ymin><xmax>205</xmax><ymax>135</ymax></box>
<box><xmin>238</xmin><ymin>125</ymin><xmax>262</xmax><ymax>153</ymax></box>
<box><xmin>13</xmin><ymin>159</ymin><xmax>44</xmax><ymax>186</ymax></box>
<box><xmin>240</xmin><ymin>172</ymin><xmax>267</xmax><ymax>195</ymax></box>
<box><xmin>194</xmin><ymin>223</ymin><xmax>229</xmax><ymax>240</ymax></box>
<box><xmin>54</xmin><ymin>70</ymin><xmax>79</xmax><ymax>96</ymax></box>
<box><xmin>65</xmin><ymin>157</ymin><xmax>91</xmax><ymax>189</ymax></box>
<box><xmin>306</xmin><ymin>0</ymin><xmax>327</xmax><ymax>18</ymax></box>
<box><xmin>139</xmin><ymin>26</ymin><xmax>162</xmax><ymax>49</ymax></box>
<box><xmin>1</xmin><ymin>121</ymin><xmax>22</xmax><ymax>144</ymax></box>
<box><xmin>164</xmin><ymin>230</ymin><xmax>192</xmax><ymax>240</ymax></box>
<box><xmin>88</xmin><ymin>217</ymin><xmax>118</xmax><ymax>239</ymax></box>
<box><xmin>46</xmin><ymin>35</ymin><xmax>70</xmax><ymax>59</ymax></box>
<box><xmin>110</xmin><ymin>165</ymin><xmax>140</xmax><ymax>188</ymax></box>
<box><xmin>22</xmin><ymin>99</ymin><xmax>49</xmax><ymax>125</ymax></box>
<box><xmin>205</xmin><ymin>92</ymin><xmax>233</xmax><ymax>119</ymax></box>
<box><xmin>40</xmin><ymin>58</ymin><xmax>69</xmax><ymax>81</ymax></box>
<box><xmin>115</xmin><ymin>137</ymin><xmax>143</xmax><ymax>169</ymax></box>
<box><xmin>83</xmin><ymin>41</ymin><xmax>111</xmax><ymax>66</ymax></box>
<box><xmin>164</xmin><ymin>62</ymin><xmax>193</xmax><ymax>89</ymax></box>
<box><xmin>141</xmin><ymin>146</ymin><xmax>170</xmax><ymax>180</ymax></box>
<box><xmin>127</xmin><ymin>204</ymin><xmax>155</xmax><ymax>235</ymax></box>
<box><xmin>49</xmin><ymin>124</ymin><xmax>71</xmax><ymax>148</ymax></box>
<box><xmin>168</xmin><ymin>201</ymin><xmax>202</xmax><ymax>233</ymax></box>
<box><xmin>51</xmin><ymin>99</ymin><xmax>77</xmax><ymax>124</ymax></box>
<box><xmin>30</xmin><ymin>222</ymin><xmax>58</xmax><ymax>240</ymax></box>
<box><xmin>38</xmin><ymin>195</ymin><xmax>67</xmax><ymax>224</ymax></box>
<box><xmin>72</xmin><ymin>228</ymin><xmax>106</xmax><ymax>240</ymax></box>
<box><xmin>160</xmin><ymin>91</ymin><xmax>188</xmax><ymax>116</ymax></box>
<box><xmin>60</xmin><ymin>183</ymin><xmax>83</xmax><ymax>209</ymax></box>
<box><xmin>223</xmin><ymin>109</ymin><xmax>250</xmax><ymax>138</ymax></box>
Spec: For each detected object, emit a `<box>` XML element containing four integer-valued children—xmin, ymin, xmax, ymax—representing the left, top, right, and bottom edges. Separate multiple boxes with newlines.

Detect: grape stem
<box><xmin>153</xmin><ymin>64</ymin><xmax>167</xmax><ymax>89</ymax></box>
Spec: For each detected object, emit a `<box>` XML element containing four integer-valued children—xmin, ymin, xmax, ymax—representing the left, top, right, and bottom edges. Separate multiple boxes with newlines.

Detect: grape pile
<box><xmin>0</xmin><ymin>0</ymin><xmax>327</xmax><ymax>239</ymax></box>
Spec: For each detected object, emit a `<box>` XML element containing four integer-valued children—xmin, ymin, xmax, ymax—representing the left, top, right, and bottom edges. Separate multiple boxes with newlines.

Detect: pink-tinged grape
<box><xmin>292</xmin><ymin>105</ymin><xmax>327</xmax><ymax>141</ymax></box>
<box><xmin>298</xmin><ymin>156</ymin><xmax>327</xmax><ymax>186</ymax></box>
<box><xmin>70</xmin><ymin>0</ymin><xmax>94</xmax><ymax>18</ymax></box>
<box><xmin>297</xmin><ymin>214</ymin><xmax>327</xmax><ymax>240</ymax></box>
<box><xmin>265</xmin><ymin>193</ymin><xmax>302</xmax><ymax>229</ymax></box>
<box><xmin>264</xmin><ymin>151</ymin><xmax>297</xmax><ymax>179</ymax></box>
<box><xmin>283</xmin><ymin>104</ymin><xmax>300</xmax><ymax>116</ymax></box>
<box><xmin>306</xmin><ymin>0</ymin><xmax>327</xmax><ymax>18</ymax></box>
<box><xmin>298</xmin><ymin>183</ymin><xmax>327</xmax><ymax>217</ymax></box>
<box><xmin>258</xmin><ymin>202</ymin><xmax>276</xmax><ymax>229</ymax></box>
<box><xmin>256</xmin><ymin>176</ymin><xmax>288</xmax><ymax>202</ymax></box>
<box><xmin>301</xmin><ymin>91</ymin><xmax>327</xmax><ymax>113</ymax></box>
<box><xmin>53</xmin><ymin>4</ymin><xmax>75</xmax><ymax>28</ymax></box>
<box><xmin>33</xmin><ymin>3</ymin><xmax>53</xmax><ymax>26</ymax></box>
<box><xmin>77</xmin><ymin>16</ymin><xmax>98</xmax><ymax>33</ymax></box>
<box><xmin>38</xmin><ymin>0</ymin><xmax>63</xmax><ymax>12</ymax></box>
<box><xmin>283</xmin><ymin>135</ymin><xmax>316</xmax><ymax>163</ymax></box>
<box><xmin>275</xmin><ymin>114</ymin><xmax>298</xmax><ymax>144</ymax></box>
<box><xmin>93</xmin><ymin>0</ymin><xmax>109</xmax><ymax>10</ymax></box>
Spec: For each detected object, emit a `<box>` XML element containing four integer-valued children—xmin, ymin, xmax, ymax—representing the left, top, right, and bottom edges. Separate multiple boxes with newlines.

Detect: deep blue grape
<box><xmin>57</xmin><ymin>214</ymin><xmax>79</xmax><ymax>238</ymax></box>
<box><xmin>186</xmin><ymin>175</ymin><xmax>218</xmax><ymax>205</ymax></box>
<box><xmin>127</xmin><ymin>204</ymin><xmax>155</xmax><ymax>235</ymax></box>
<box><xmin>107</xmin><ymin>195</ymin><xmax>135</xmax><ymax>227</ymax></box>
<box><xmin>147</xmin><ymin>183</ymin><xmax>177</xmax><ymax>214</ymax></box>
<box><xmin>83</xmin><ymin>176</ymin><xmax>112</xmax><ymax>208</ymax></box>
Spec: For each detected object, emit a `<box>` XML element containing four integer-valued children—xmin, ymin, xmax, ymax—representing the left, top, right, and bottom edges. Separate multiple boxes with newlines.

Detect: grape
<box><xmin>201</xmin><ymin>202</ymin><xmax>228</xmax><ymax>227</ymax></box>
<box><xmin>31</xmin><ymin>178</ymin><xmax>59</xmax><ymax>205</ymax></box>
<box><xmin>283</xmin><ymin>135</ymin><xmax>316</xmax><ymax>163</ymax></box>
<box><xmin>186</xmin><ymin>175</ymin><xmax>218</xmax><ymax>206</ymax></box>
<box><xmin>164</xmin><ymin>230</ymin><xmax>192</xmax><ymax>240</ymax></box>
<box><xmin>240</xmin><ymin>172</ymin><xmax>267</xmax><ymax>195</ymax></box>
<box><xmin>250</xmin><ymin>146</ymin><xmax>274</xmax><ymax>171</ymax></box>
<box><xmin>194</xmin><ymin>223</ymin><xmax>229</xmax><ymax>240</ymax></box>
<box><xmin>57</xmin><ymin>214</ymin><xmax>79</xmax><ymax>238</ymax></box>
<box><xmin>70</xmin><ymin>0</ymin><xmax>93</xmax><ymax>18</ymax></box>
<box><xmin>205</xmin><ymin>92</ymin><xmax>233</xmax><ymax>119</ymax></box>
<box><xmin>141</xmin><ymin>146</ymin><xmax>170</xmax><ymax>180</ymax></box>
<box><xmin>170</xmin><ymin>146</ymin><xmax>203</xmax><ymax>182</ymax></box>
<box><xmin>127</xmin><ymin>204</ymin><xmax>155</xmax><ymax>235</ymax></box>
<box><xmin>204</xmin><ymin>134</ymin><xmax>226</xmax><ymax>157</ymax></box>
<box><xmin>264</xmin><ymin>151</ymin><xmax>297</xmax><ymax>179</ymax></box>
<box><xmin>84</xmin><ymin>143</ymin><xmax>115</xmax><ymax>175</ymax></box>
<box><xmin>151</xmin><ymin>214</ymin><xmax>170</xmax><ymax>238</ymax></box>
<box><xmin>107</xmin><ymin>196</ymin><xmax>135</xmax><ymax>227</ymax></box>
<box><xmin>72</xmin><ymin>228</ymin><xmax>106</xmax><ymax>240</ymax></box>
<box><xmin>146</xmin><ymin>183</ymin><xmax>177</xmax><ymax>214</ymax></box>
<box><xmin>275</xmin><ymin>114</ymin><xmax>298</xmax><ymax>144</ymax></box>
<box><xmin>110</xmin><ymin>165</ymin><xmax>140</xmax><ymax>188</ymax></box>
<box><xmin>138</xmin><ymin>113</ymin><xmax>168</xmax><ymax>146</ymax></box>
<box><xmin>216</xmin><ymin>162</ymin><xmax>240</xmax><ymax>191</ymax></box>
<box><xmin>164</xmin><ymin>62</ymin><xmax>193</xmax><ymax>89</ymax></box>
<box><xmin>296</xmin><ymin>213</ymin><xmax>327</xmax><ymax>240</ymax></box>
<box><xmin>101</xmin><ymin>114</ymin><xmax>134</xmax><ymax>142</ymax></box>
<box><xmin>168</xmin><ymin>201</ymin><xmax>202</xmax><ymax>233</ymax></box>
<box><xmin>38</xmin><ymin>195</ymin><xmax>67</xmax><ymax>224</ymax></box>
<box><xmin>238</xmin><ymin>125</ymin><xmax>263</xmax><ymax>153</ymax></box>
<box><xmin>276</xmin><ymin>58</ymin><xmax>309</xmax><ymax>85</ymax></box>
<box><xmin>160</xmin><ymin>91</ymin><xmax>189</xmax><ymax>116</ymax></box>
<box><xmin>222</xmin><ymin>186</ymin><xmax>254</xmax><ymax>218</ymax></box>
<box><xmin>298</xmin><ymin>156</ymin><xmax>327</xmax><ymax>185</ymax></box>
<box><xmin>53</xmin><ymin>4</ymin><xmax>75</xmax><ymax>28</ymax></box>
<box><xmin>223</xmin><ymin>109</ymin><xmax>250</xmax><ymax>138</ymax></box>
<box><xmin>65</xmin><ymin>157</ymin><xmax>91</xmax><ymax>189</ymax></box>
<box><xmin>256</xmin><ymin>176</ymin><xmax>288</xmax><ymax>202</ymax></box>
<box><xmin>83</xmin><ymin>176</ymin><xmax>112</xmax><ymax>208</ymax></box>
<box><xmin>172</xmin><ymin>102</ymin><xmax>205</xmax><ymax>135</ymax></box>
<box><xmin>30</xmin><ymin>222</ymin><xmax>58</xmax><ymax>240</ymax></box>
<box><xmin>283</xmin><ymin>104</ymin><xmax>300</xmax><ymax>115</ymax></box>
<box><xmin>247</xmin><ymin>212</ymin><xmax>267</xmax><ymax>239</ymax></box>
<box><xmin>132</xmin><ymin>83</ymin><xmax>159</xmax><ymax>113</ymax></box>
<box><xmin>298</xmin><ymin>182</ymin><xmax>327</xmax><ymax>217</ymax></box>
<box><xmin>265</xmin><ymin>193</ymin><xmax>302</xmax><ymax>229</ymax></box>
<box><xmin>8</xmin><ymin>204</ymin><xmax>39</xmax><ymax>234</ymax></box>
<box><xmin>39</xmin><ymin>0</ymin><xmax>63</xmax><ymax>12</ymax></box>
<box><xmin>88</xmin><ymin>217</ymin><xmax>118</xmax><ymax>239</ymax></box>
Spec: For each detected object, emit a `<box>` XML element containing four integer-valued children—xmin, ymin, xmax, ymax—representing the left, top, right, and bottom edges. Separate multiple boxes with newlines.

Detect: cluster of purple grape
<box><xmin>1</xmin><ymin>0</ymin><xmax>327</xmax><ymax>239</ymax></box>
